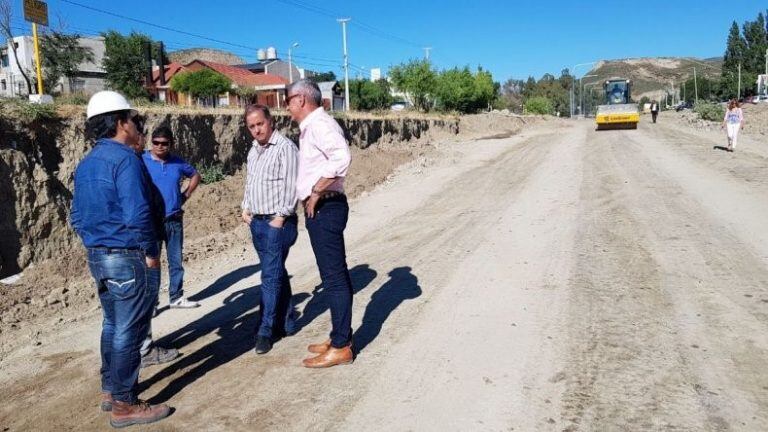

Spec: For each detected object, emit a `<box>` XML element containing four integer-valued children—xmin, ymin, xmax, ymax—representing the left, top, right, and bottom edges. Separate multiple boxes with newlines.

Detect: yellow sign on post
<box><xmin>23</xmin><ymin>0</ymin><xmax>48</xmax><ymax>96</ymax></box>
<box><xmin>23</xmin><ymin>0</ymin><xmax>48</xmax><ymax>26</ymax></box>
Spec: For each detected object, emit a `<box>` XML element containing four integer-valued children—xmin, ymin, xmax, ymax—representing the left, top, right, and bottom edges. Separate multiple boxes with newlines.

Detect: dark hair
<box><xmin>85</xmin><ymin>110</ymin><xmax>131</xmax><ymax>142</ymax></box>
<box><xmin>728</xmin><ymin>99</ymin><xmax>740</xmax><ymax>110</ymax></box>
<box><xmin>244</xmin><ymin>104</ymin><xmax>272</xmax><ymax>121</ymax></box>
<box><xmin>151</xmin><ymin>125</ymin><xmax>174</xmax><ymax>144</ymax></box>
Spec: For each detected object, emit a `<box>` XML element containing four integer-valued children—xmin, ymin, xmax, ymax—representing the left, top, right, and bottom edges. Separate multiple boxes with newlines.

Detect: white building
<box><xmin>0</xmin><ymin>35</ymin><xmax>106</xmax><ymax>97</ymax></box>
<box><xmin>0</xmin><ymin>36</ymin><xmax>35</xmax><ymax>97</ymax></box>
<box><xmin>370</xmin><ymin>67</ymin><xmax>381</xmax><ymax>81</ymax></box>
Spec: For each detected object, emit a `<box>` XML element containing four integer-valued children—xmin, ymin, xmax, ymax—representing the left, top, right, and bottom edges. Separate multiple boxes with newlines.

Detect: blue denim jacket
<box><xmin>70</xmin><ymin>138</ymin><xmax>159</xmax><ymax>257</ymax></box>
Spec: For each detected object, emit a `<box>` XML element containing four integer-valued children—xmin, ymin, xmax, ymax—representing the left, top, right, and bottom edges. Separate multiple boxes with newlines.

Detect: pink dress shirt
<box><xmin>297</xmin><ymin>107</ymin><xmax>351</xmax><ymax>200</ymax></box>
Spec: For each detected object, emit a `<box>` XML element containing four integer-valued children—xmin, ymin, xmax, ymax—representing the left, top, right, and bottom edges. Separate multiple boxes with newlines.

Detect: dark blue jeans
<box><xmin>249</xmin><ymin>215</ymin><xmax>299</xmax><ymax>338</ymax></box>
<box><xmin>305</xmin><ymin>196</ymin><xmax>353</xmax><ymax>348</ymax></box>
<box><xmin>87</xmin><ymin>248</ymin><xmax>155</xmax><ymax>403</ymax></box>
<box><xmin>158</xmin><ymin>217</ymin><xmax>184</xmax><ymax>302</ymax></box>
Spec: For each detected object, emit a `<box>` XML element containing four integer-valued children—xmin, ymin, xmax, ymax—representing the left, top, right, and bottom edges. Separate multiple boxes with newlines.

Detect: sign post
<box><xmin>23</xmin><ymin>0</ymin><xmax>50</xmax><ymax>102</ymax></box>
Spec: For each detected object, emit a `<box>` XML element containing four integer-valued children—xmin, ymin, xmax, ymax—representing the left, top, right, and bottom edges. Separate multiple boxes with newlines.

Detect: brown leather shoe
<box><xmin>110</xmin><ymin>399</ymin><xmax>170</xmax><ymax>428</ymax></box>
<box><xmin>302</xmin><ymin>345</ymin><xmax>354</xmax><ymax>368</ymax></box>
<box><xmin>100</xmin><ymin>392</ymin><xmax>114</xmax><ymax>412</ymax></box>
<box><xmin>307</xmin><ymin>339</ymin><xmax>331</xmax><ymax>354</ymax></box>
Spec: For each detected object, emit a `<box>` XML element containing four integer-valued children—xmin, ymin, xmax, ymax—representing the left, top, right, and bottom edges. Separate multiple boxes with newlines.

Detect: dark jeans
<box><xmin>158</xmin><ymin>217</ymin><xmax>184</xmax><ymax>302</ymax></box>
<box><xmin>305</xmin><ymin>196</ymin><xmax>353</xmax><ymax>348</ymax></box>
<box><xmin>651</xmin><ymin>111</ymin><xmax>658</xmax><ymax>123</ymax></box>
<box><xmin>87</xmin><ymin>248</ymin><xmax>155</xmax><ymax>403</ymax></box>
<box><xmin>249</xmin><ymin>215</ymin><xmax>299</xmax><ymax>338</ymax></box>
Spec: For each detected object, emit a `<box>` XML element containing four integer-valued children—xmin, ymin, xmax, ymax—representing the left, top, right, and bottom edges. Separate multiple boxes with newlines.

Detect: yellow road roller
<box><xmin>595</xmin><ymin>78</ymin><xmax>639</xmax><ymax>130</ymax></box>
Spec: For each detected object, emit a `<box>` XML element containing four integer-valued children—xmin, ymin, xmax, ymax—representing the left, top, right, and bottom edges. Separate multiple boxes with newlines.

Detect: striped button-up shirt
<box><xmin>297</xmin><ymin>107</ymin><xmax>351</xmax><ymax>201</ymax></box>
<box><xmin>241</xmin><ymin>131</ymin><xmax>299</xmax><ymax>216</ymax></box>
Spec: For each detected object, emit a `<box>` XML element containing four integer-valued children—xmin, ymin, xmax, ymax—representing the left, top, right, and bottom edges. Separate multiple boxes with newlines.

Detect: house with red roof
<box><xmin>149</xmin><ymin>62</ymin><xmax>187</xmax><ymax>104</ymax></box>
<box><xmin>182</xmin><ymin>60</ymin><xmax>289</xmax><ymax>108</ymax></box>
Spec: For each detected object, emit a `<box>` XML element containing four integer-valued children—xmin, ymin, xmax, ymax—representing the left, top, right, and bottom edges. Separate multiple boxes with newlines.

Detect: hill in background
<box><xmin>168</xmin><ymin>48</ymin><xmax>245</xmax><ymax>66</ymax></box>
<box><xmin>587</xmin><ymin>57</ymin><xmax>723</xmax><ymax>100</ymax></box>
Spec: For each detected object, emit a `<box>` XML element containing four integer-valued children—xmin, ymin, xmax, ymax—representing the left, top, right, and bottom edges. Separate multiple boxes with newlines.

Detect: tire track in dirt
<box><xmin>560</xmin><ymin>123</ymin><xmax>768</xmax><ymax>431</ymax></box>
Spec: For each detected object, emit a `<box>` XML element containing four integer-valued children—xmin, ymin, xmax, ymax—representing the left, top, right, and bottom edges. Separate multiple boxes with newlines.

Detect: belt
<box><xmin>316</xmin><ymin>191</ymin><xmax>344</xmax><ymax>200</ymax></box>
<box><xmin>88</xmin><ymin>247</ymin><xmax>140</xmax><ymax>255</ymax></box>
<box><xmin>252</xmin><ymin>214</ymin><xmax>275</xmax><ymax>220</ymax></box>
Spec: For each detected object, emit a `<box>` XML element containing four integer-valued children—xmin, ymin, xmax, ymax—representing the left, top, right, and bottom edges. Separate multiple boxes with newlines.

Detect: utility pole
<box><xmin>337</xmin><ymin>18</ymin><xmax>351</xmax><ymax>111</ymax></box>
<box><xmin>693</xmin><ymin>66</ymin><xmax>698</xmax><ymax>104</ymax></box>
<box><xmin>288</xmin><ymin>42</ymin><xmax>299</xmax><ymax>84</ymax></box>
<box><xmin>423</xmin><ymin>47</ymin><xmax>432</xmax><ymax>61</ymax></box>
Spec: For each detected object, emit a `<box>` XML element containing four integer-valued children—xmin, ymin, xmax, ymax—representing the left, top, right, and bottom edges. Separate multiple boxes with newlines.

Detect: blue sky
<box><xmin>8</xmin><ymin>0</ymin><xmax>768</xmax><ymax>82</ymax></box>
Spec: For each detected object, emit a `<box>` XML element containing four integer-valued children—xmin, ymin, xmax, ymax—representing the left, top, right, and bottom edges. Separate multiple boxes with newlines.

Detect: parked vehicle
<box><xmin>675</xmin><ymin>101</ymin><xmax>693</xmax><ymax>112</ymax></box>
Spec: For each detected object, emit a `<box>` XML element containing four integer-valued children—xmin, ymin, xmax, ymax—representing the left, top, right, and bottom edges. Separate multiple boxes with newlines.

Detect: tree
<box><xmin>389</xmin><ymin>59</ymin><xmax>437</xmax><ymax>111</ymax></box>
<box><xmin>433</xmin><ymin>66</ymin><xmax>475</xmax><ymax>112</ymax></box>
<box><xmin>0</xmin><ymin>0</ymin><xmax>33</xmax><ymax>94</ymax></box>
<box><xmin>473</xmin><ymin>68</ymin><xmax>497</xmax><ymax>111</ymax></box>
<box><xmin>308</xmin><ymin>71</ymin><xmax>337</xmax><ymax>83</ymax></box>
<box><xmin>524</xmin><ymin>96</ymin><xmax>552</xmax><ymax>114</ymax></box>
<box><xmin>170</xmin><ymin>68</ymin><xmax>231</xmax><ymax>107</ymax></box>
<box><xmin>40</xmin><ymin>32</ymin><xmax>94</xmax><ymax>94</ymax></box>
<box><xmin>348</xmin><ymin>78</ymin><xmax>393</xmax><ymax>110</ymax></box>
<box><xmin>431</xmin><ymin>66</ymin><xmax>497</xmax><ymax>113</ymax></box>
<box><xmin>102</xmin><ymin>30</ymin><xmax>164</xmax><ymax>99</ymax></box>
<box><xmin>743</xmin><ymin>13</ymin><xmax>767</xmax><ymax>74</ymax></box>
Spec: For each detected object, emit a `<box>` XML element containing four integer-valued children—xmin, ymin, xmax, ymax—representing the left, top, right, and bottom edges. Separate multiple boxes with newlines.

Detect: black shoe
<box><xmin>255</xmin><ymin>336</ymin><xmax>273</xmax><ymax>355</ymax></box>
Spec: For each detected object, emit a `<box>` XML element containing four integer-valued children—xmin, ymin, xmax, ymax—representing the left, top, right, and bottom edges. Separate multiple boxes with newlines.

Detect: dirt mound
<box><xmin>459</xmin><ymin>112</ymin><xmax>546</xmax><ymax>140</ymax></box>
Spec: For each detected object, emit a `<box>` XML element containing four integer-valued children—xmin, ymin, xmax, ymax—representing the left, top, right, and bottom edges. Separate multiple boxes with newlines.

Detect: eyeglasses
<box><xmin>285</xmin><ymin>93</ymin><xmax>302</xmax><ymax>105</ymax></box>
<box><xmin>152</xmin><ymin>140</ymin><xmax>171</xmax><ymax>147</ymax></box>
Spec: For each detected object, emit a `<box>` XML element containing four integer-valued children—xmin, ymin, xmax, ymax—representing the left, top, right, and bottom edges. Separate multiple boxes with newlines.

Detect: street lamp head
<box><xmin>292</xmin><ymin>42</ymin><xmax>300</xmax><ymax>48</ymax></box>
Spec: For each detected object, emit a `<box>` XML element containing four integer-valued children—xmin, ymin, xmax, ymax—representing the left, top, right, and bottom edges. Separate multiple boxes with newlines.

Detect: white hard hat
<box><xmin>86</xmin><ymin>90</ymin><xmax>136</xmax><ymax>119</ymax></box>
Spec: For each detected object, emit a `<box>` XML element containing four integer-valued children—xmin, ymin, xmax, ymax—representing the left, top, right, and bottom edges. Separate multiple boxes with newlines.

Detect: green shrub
<box><xmin>0</xmin><ymin>98</ymin><xmax>58</xmax><ymax>121</ymax></box>
<box><xmin>693</xmin><ymin>101</ymin><xmax>724</xmax><ymax>122</ymax></box>
<box><xmin>524</xmin><ymin>96</ymin><xmax>552</xmax><ymax>115</ymax></box>
<box><xmin>199</xmin><ymin>162</ymin><xmax>226</xmax><ymax>184</ymax></box>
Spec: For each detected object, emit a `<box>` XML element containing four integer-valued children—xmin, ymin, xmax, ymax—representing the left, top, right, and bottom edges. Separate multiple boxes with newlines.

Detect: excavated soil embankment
<box><xmin>0</xmin><ymin>106</ymin><xmax>530</xmax><ymax>343</ymax></box>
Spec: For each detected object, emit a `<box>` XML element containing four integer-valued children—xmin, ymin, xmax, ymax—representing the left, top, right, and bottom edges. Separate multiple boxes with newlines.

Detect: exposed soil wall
<box><xmin>0</xmin><ymin>107</ymin><xmax>459</xmax><ymax>278</ymax></box>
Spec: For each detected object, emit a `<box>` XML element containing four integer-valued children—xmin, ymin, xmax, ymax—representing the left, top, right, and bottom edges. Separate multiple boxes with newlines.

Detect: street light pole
<box><xmin>693</xmin><ymin>66</ymin><xmax>698</xmax><ymax>104</ymax></box>
<box><xmin>570</xmin><ymin>62</ymin><xmax>596</xmax><ymax>117</ymax></box>
<box><xmin>580</xmin><ymin>74</ymin><xmax>597</xmax><ymax>118</ymax></box>
<box><xmin>288</xmin><ymin>42</ymin><xmax>299</xmax><ymax>84</ymax></box>
<box><xmin>337</xmin><ymin>18</ymin><xmax>351</xmax><ymax>112</ymax></box>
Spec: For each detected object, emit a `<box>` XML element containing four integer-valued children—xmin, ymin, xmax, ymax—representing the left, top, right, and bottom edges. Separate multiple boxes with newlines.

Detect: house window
<box><xmin>71</xmin><ymin>79</ymin><xmax>86</xmax><ymax>92</ymax></box>
<box><xmin>1</xmin><ymin>79</ymin><xmax>5</xmax><ymax>90</ymax></box>
<box><xmin>1</xmin><ymin>49</ymin><xmax>8</xmax><ymax>68</ymax></box>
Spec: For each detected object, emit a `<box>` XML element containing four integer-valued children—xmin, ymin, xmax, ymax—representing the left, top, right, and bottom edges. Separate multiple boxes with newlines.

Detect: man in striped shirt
<box><xmin>241</xmin><ymin>104</ymin><xmax>300</xmax><ymax>355</ymax></box>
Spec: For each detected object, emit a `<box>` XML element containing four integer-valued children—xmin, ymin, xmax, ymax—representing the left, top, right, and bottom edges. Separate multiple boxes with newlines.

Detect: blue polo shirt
<box><xmin>142</xmin><ymin>151</ymin><xmax>198</xmax><ymax>218</ymax></box>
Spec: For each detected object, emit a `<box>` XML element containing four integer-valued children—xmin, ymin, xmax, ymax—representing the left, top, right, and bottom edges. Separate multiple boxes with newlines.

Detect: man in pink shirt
<box><xmin>286</xmin><ymin>79</ymin><xmax>354</xmax><ymax>368</ymax></box>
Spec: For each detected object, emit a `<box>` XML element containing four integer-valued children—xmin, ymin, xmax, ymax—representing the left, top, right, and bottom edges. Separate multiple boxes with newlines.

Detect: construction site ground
<box><xmin>1</xmin><ymin>110</ymin><xmax>768</xmax><ymax>431</ymax></box>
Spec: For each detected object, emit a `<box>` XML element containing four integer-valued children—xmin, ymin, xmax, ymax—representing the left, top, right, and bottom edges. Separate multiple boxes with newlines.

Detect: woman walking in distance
<box><xmin>722</xmin><ymin>99</ymin><xmax>744</xmax><ymax>152</ymax></box>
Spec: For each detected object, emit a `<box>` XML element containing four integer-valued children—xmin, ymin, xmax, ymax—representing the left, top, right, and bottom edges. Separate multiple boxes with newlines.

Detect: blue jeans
<box><xmin>305</xmin><ymin>196</ymin><xmax>353</xmax><ymax>348</ymax></box>
<box><xmin>87</xmin><ymin>248</ymin><xmax>155</xmax><ymax>403</ymax></box>
<box><xmin>249</xmin><ymin>215</ymin><xmax>299</xmax><ymax>338</ymax></box>
<box><xmin>159</xmin><ymin>217</ymin><xmax>184</xmax><ymax>302</ymax></box>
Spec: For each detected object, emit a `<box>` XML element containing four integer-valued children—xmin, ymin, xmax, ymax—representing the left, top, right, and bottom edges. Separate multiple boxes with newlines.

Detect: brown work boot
<box><xmin>307</xmin><ymin>339</ymin><xmax>331</xmax><ymax>354</ymax></box>
<box><xmin>302</xmin><ymin>344</ymin><xmax>354</xmax><ymax>368</ymax></box>
<box><xmin>100</xmin><ymin>392</ymin><xmax>114</xmax><ymax>412</ymax></box>
<box><xmin>109</xmin><ymin>399</ymin><xmax>170</xmax><ymax>428</ymax></box>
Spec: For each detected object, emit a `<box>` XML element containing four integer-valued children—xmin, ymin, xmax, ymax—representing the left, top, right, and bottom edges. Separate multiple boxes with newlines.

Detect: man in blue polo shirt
<box><xmin>142</xmin><ymin>126</ymin><xmax>201</xmax><ymax>309</ymax></box>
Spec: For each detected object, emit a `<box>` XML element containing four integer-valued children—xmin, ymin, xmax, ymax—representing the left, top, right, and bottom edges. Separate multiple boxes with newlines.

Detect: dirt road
<box><xmin>2</xmin><ymin>114</ymin><xmax>767</xmax><ymax>431</ymax></box>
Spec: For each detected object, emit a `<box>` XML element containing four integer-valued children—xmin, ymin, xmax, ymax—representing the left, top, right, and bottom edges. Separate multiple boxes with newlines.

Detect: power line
<box><xmin>59</xmin><ymin>0</ymin><xmax>260</xmax><ymax>51</ymax></box>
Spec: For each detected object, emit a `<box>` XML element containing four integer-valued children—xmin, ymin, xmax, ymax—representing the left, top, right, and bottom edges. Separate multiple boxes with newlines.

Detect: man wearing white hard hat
<box><xmin>71</xmin><ymin>90</ymin><xmax>172</xmax><ymax>428</ymax></box>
